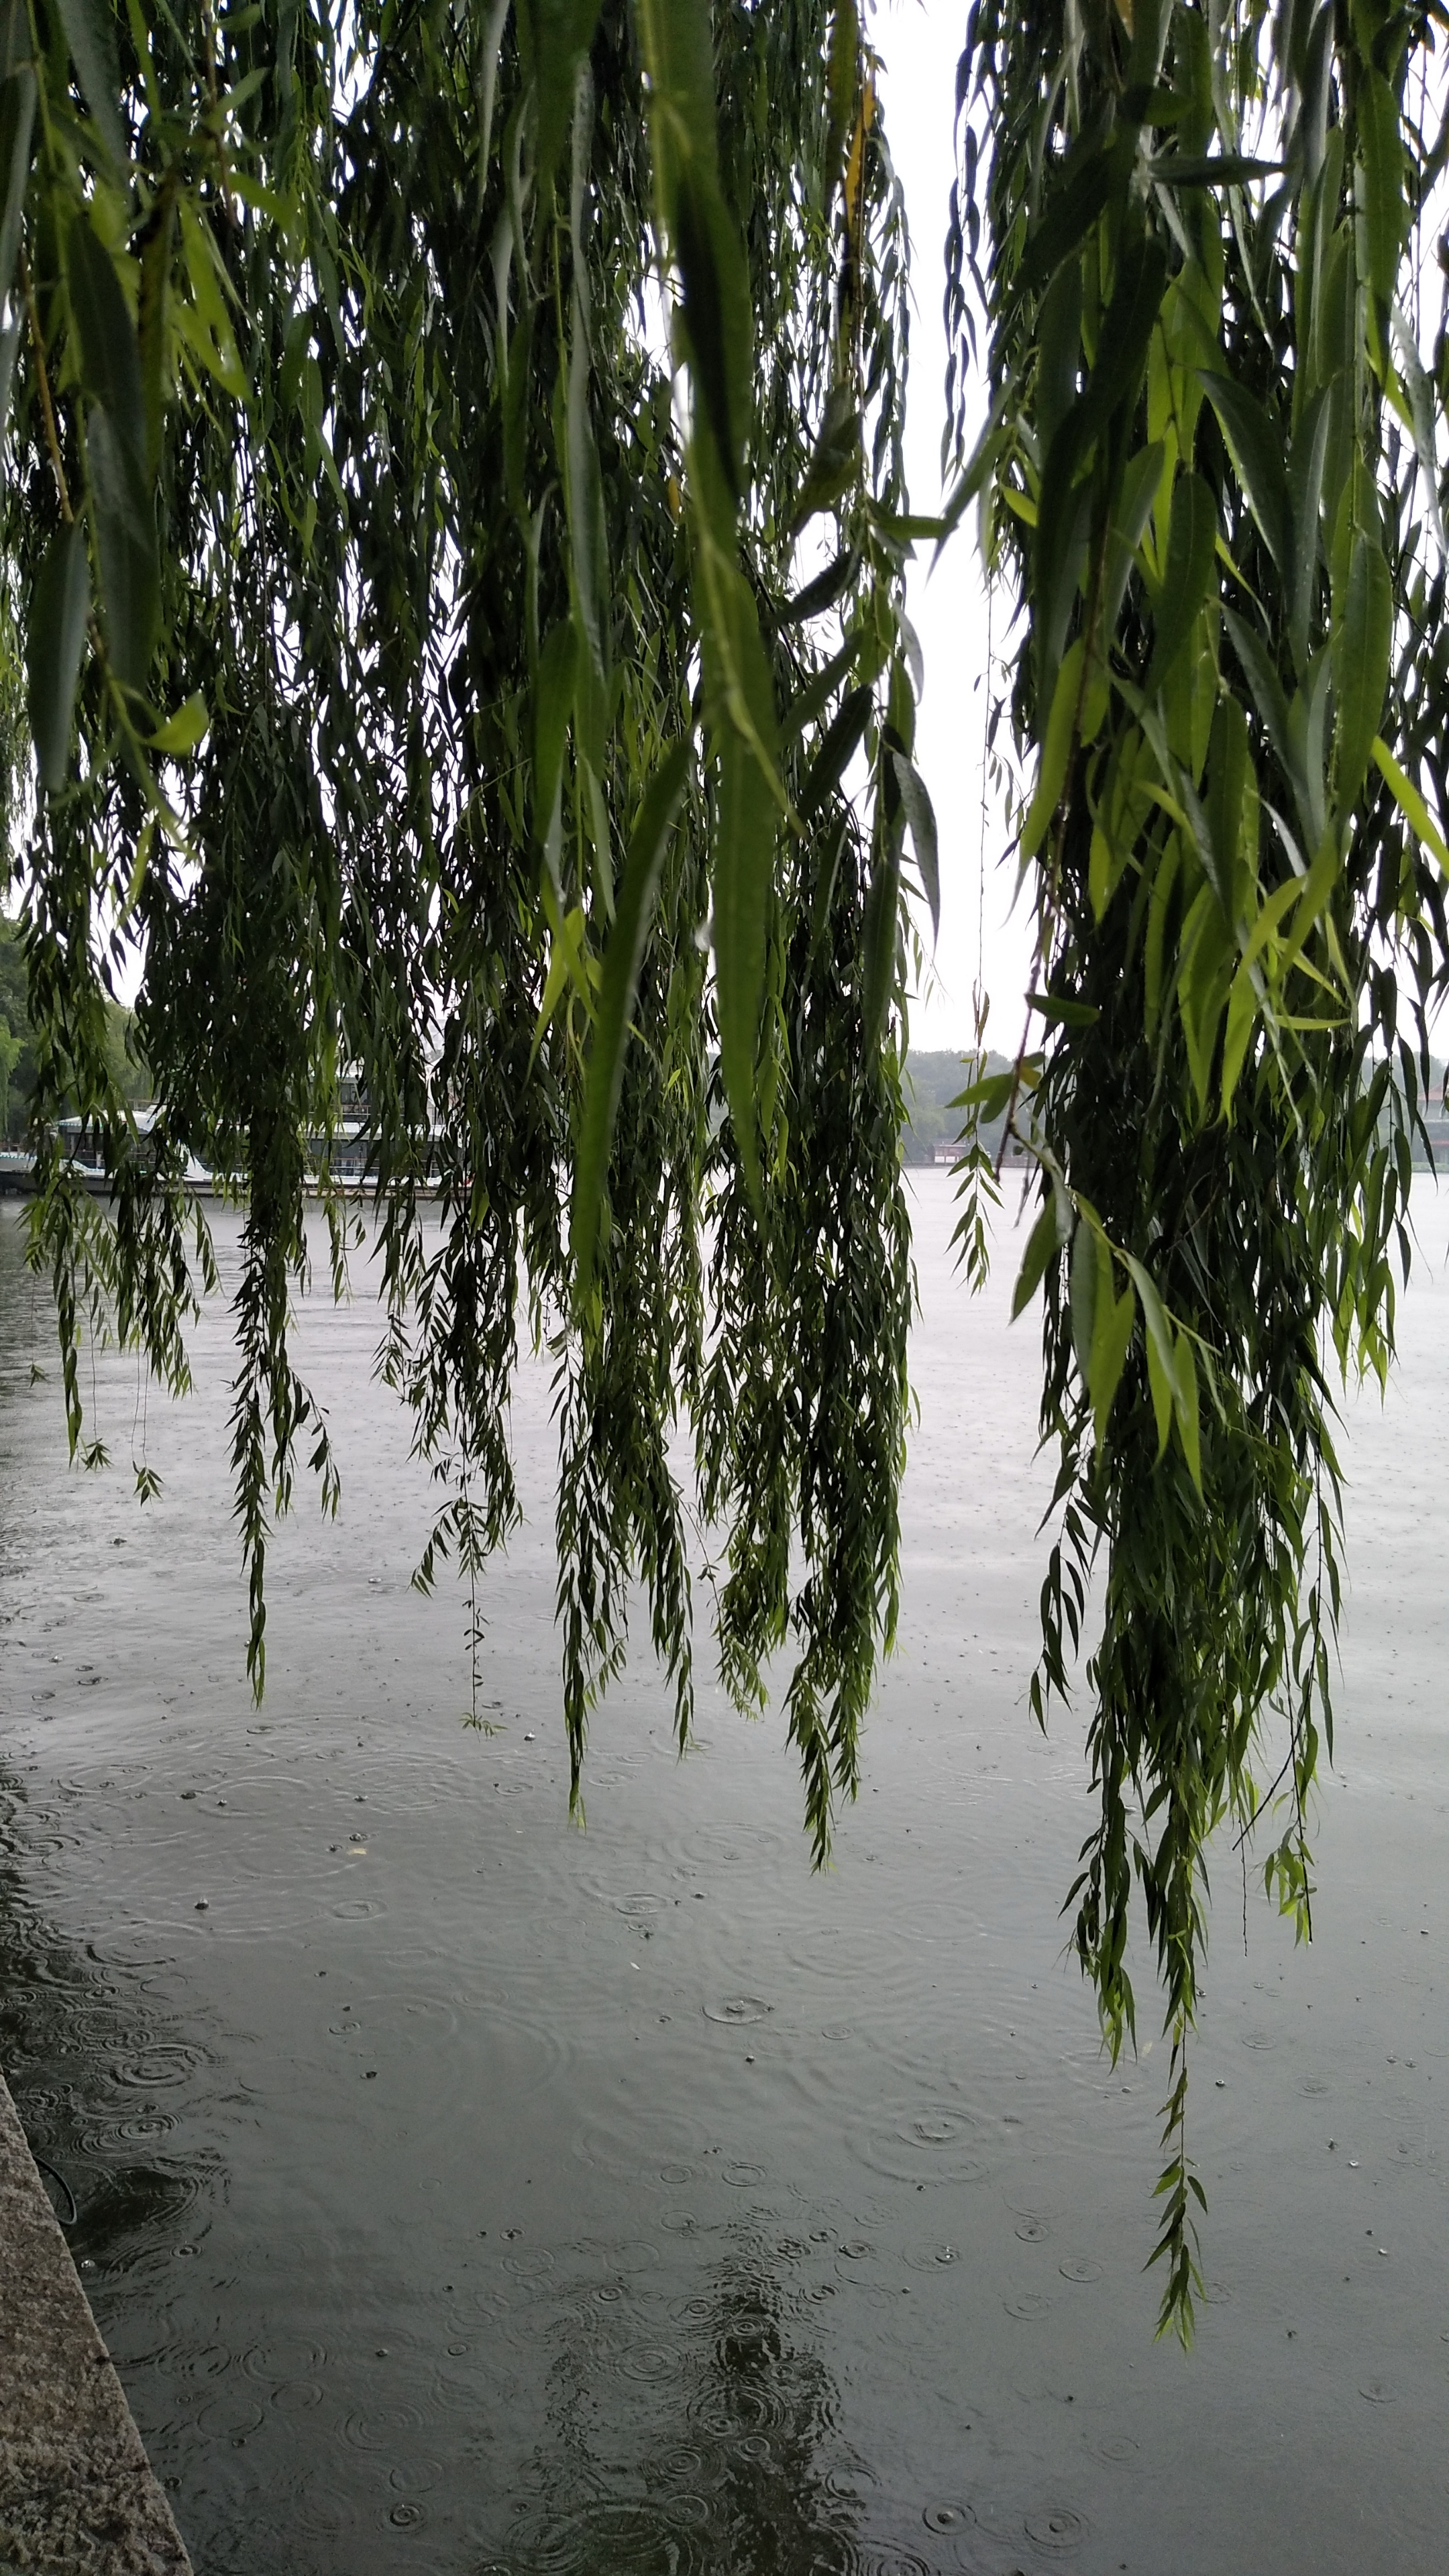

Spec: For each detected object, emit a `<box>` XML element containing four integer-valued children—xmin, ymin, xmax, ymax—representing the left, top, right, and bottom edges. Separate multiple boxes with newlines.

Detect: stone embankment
<box><xmin>0</xmin><ymin>2072</ymin><xmax>192</xmax><ymax>2574</ymax></box>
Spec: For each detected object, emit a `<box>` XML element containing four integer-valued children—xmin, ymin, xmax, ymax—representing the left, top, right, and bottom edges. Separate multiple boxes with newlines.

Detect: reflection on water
<box><xmin>3</xmin><ymin>1190</ymin><xmax>1448</xmax><ymax>2575</ymax></box>
<box><xmin>0</xmin><ymin>1766</ymin><xmax>216</xmax><ymax>2277</ymax></box>
<box><xmin>506</xmin><ymin>2245</ymin><xmax>866</xmax><ymax>2575</ymax></box>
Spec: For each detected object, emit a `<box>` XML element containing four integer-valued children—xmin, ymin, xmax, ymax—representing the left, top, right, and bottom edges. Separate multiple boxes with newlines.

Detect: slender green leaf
<box><xmin>1089</xmin><ymin>1273</ymin><xmax>1136</xmax><ymax>1451</ymax></box>
<box><xmin>1069</xmin><ymin>1214</ymin><xmax>1097</xmax><ymax>1383</ymax></box>
<box><xmin>87</xmin><ymin>405</ymin><xmax>158</xmax><ymax>690</ymax></box>
<box><xmin>535</xmin><ymin>619</ymin><xmax>580</xmax><ymax>896</ymax></box>
<box><xmin>1146</xmin><ymin>151</ymin><xmax>1281</xmax><ymax>186</ymax></box>
<box><xmin>1021</xmin><ymin>637</ymin><xmax>1084</xmax><ymax>861</ymax></box>
<box><xmin>800</xmin><ymin>683</ymin><xmax>871</xmax><ymax>820</ymax></box>
<box><xmin>1125</xmin><ymin>1254</ymin><xmax>1177</xmax><ymax>1460</ymax></box>
<box><xmin>861</xmin><ymin>830</ymin><xmax>901</xmax><ymax>1048</ymax></box>
<box><xmin>892</xmin><ymin>751</ymin><xmax>939</xmax><ymax>941</ymax></box>
<box><xmin>572</xmin><ymin>741</ymin><xmax>691</xmax><ymax>1293</ymax></box>
<box><xmin>67</xmin><ymin>212</ymin><xmax>146</xmax><ymax>459</ymax></box>
<box><xmin>706</xmin><ymin>557</ymin><xmax>782</xmax><ymax>1210</ymax></box>
<box><xmin>1198</xmin><ymin>372</ymin><xmax>1289</xmax><ymax>568</ymax></box>
<box><xmin>1028</xmin><ymin>990</ymin><xmax>1099</xmax><ymax>1028</ymax></box>
<box><xmin>1332</xmin><ymin>531</ymin><xmax>1391</xmax><ymax>808</ymax></box>
<box><xmin>1173</xmin><ymin>1332</ymin><xmax>1202</xmax><ymax>1493</ymax></box>
<box><xmin>148</xmin><ymin>690</ymin><xmax>209</xmax><ymax>755</ymax></box>
<box><xmin>1287</xmin><ymin>384</ymin><xmax>1330</xmax><ymax>675</ymax></box>
<box><xmin>54</xmin><ymin>0</ymin><xmax>125</xmax><ymax>172</ymax></box>
<box><xmin>1146</xmin><ymin>473</ymin><xmax>1218</xmax><ymax>692</ymax></box>
<box><xmin>788</xmin><ymin>383</ymin><xmax>859</xmax><ymax>537</ymax></box>
<box><xmin>28</xmin><ymin>520</ymin><xmax>91</xmax><ymax>793</ymax></box>
<box><xmin>0</xmin><ymin>65</ymin><xmax>34</xmax><ymax>306</ymax></box>
<box><xmin>522</xmin><ymin>0</ymin><xmax>602</xmax><ymax>180</ymax></box>
<box><xmin>1012</xmin><ymin>1201</ymin><xmax>1059</xmax><ymax>1320</ymax></box>
<box><xmin>1357</xmin><ymin>68</ymin><xmax>1404</xmax><ymax>308</ymax></box>
<box><xmin>637</xmin><ymin>0</ymin><xmax>751</xmax><ymax>502</ymax></box>
<box><xmin>1022</xmin><ymin>140</ymin><xmax>1116</xmax><ymax>294</ymax></box>
<box><xmin>823</xmin><ymin>0</ymin><xmax>859</xmax><ymax>214</ymax></box>
<box><xmin>781</xmin><ymin>547</ymin><xmax>855</xmax><ymax>623</ymax></box>
<box><xmin>1390</xmin><ymin>303</ymin><xmax>1444</xmax><ymax>554</ymax></box>
<box><xmin>1371</xmin><ymin>737</ymin><xmax>1449</xmax><ymax>877</ymax></box>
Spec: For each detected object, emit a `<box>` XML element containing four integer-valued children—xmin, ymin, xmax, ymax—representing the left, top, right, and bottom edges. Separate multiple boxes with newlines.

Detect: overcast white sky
<box><xmin>873</xmin><ymin>0</ymin><xmax>1032</xmax><ymax>1057</ymax></box>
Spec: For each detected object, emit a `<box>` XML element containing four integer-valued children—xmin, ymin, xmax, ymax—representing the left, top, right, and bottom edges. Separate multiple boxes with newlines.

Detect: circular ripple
<box><xmin>1025</xmin><ymin>2505</ymin><xmax>1087</xmax><ymax>2550</ymax></box>
<box><xmin>241</xmin><ymin>2337</ymin><xmax>328</xmax><ymax>2387</ymax></box>
<box><xmin>502</xmin><ymin>2248</ymin><xmax>554</xmax><ymax>2280</ymax></box>
<box><xmin>659</xmin><ymin>2162</ymin><xmax>693</xmax><ymax>2186</ymax></box>
<box><xmin>1097</xmin><ymin>2436</ymin><xmax>1138</xmax><ymax>2463</ymax></box>
<box><xmin>388</xmin><ymin>2460</ymin><xmax>443</xmax><ymax>2495</ymax></box>
<box><xmin>1014</xmin><ymin>2216</ymin><xmax>1049</xmax><ymax>2243</ymax></box>
<box><xmin>342</xmin><ymin>2400</ymin><xmax>429</xmax><ymax>2454</ymax></box>
<box><xmin>388</xmin><ymin>2502</ymin><xmax>425</xmax><ymax>2530</ymax></box>
<box><xmin>616</xmin><ymin>1892</ymin><xmax>667</xmax><ymax>1920</ymax></box>
<box><xmin>1059</xmin><ymin>2257</ymin><xmax>1102</xmax><ymax>2284</ymax></box>
<box><xmin>923</xmin><ymin>2499</ymin><xmax>975</xmax><ymax>2534</ymax></box>
<box><xmin>619</xmin><ymin>2343</ymin><xmax>679</xmax><ymax>2383</ymax></box>
<box><xmin>115</xmin><ymin>2109</ymin><xmax>177</xmax><ymax>2143</ymax></box>
<box><xmin>1359</xmin><ymin>2381</ymin><xmax>1399</xmax><ymax>2404</ymax></box>
<box><xmin>1240</xmin><ymin>2031</ymin><xmax>1275</xmax><ymax>2051</ymax></box>
<box><xmin>1301</xmin><ymin>2077</ymin><xmax>1330</xmax><ymax>2096</ymax></box>
<box><xmin>703</xmin><ymin>1996</ymin><xmax>769</xmax><ymax>2026</ymax></box>
<box><xmin>690</xmin><ymin>2382</ymin><xmax>789</xmax><ymax>2441</ymax></box>
<box><xmin>851</xmin><ymin>2101</ymin><xmax>985</xmax><ymax>2187</ymax></box>
<box><xmin>195</xmin><ymin>2393</ymin><xmax>266</xmax><ymax>2443</ymax></box>
<box><xmin>115</xmin><ymin>2043</ymin><xmax>205</xmax><ymax>2090</ymax></box>
<box><xmin>529</xmin><ymin>2500</ymin><xmax>706</xmax><ymax>2575</ymax></box>
<box><xmin>682</xmin><ymin>1821</ymin><xmax>784</xmax><ymax>1868</ymax></box>
<box><xmin>824</xmin><ymin>2465</ymin><xmax>880</xmax><ymax>2502</ymax></box>
<box><xmin>856</xmin><ymin>2552</ymin><xmax>933</xmax><ymax>2576</ymax></box>
<box><xmin>1004</xmin><ymin>2292</ymin><xmax>1052</xmax><ymax>2320</ymax></box>
<box><xmin>722</xmin><ymin>2159</ymin><xmax>766</xmax><ymax>2188</ymax></box>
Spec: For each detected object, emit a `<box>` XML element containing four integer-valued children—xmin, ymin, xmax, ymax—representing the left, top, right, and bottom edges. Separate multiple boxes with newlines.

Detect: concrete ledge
<box><xmin>0</xmin><ymin>2070</ymin><xmax>193</xmax><ymax>2575</ymax></box>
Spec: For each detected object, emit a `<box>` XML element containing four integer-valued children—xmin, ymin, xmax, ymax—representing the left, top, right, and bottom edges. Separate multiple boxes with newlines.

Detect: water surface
<box><xmin>1</xmin><ymin>1177</ymin><xmax>1446</xmax><ymax>2575</ymax></box>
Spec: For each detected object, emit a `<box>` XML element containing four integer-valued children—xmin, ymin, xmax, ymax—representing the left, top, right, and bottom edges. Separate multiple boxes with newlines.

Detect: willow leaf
<box><xmin>572</xmin><ymin>742</ymin><xmax>691</xmax><ymax>1297</ymax></box>
<box><xmin>54</xmin><ymin>0</ymin><xmax>125</xmax><ymax>172</ymax></box>
<box><xmin>892</xmin><ymin>751</ymin><xmax>939</xmax><ymax>941</ymax></box>
<box><xmin>1145</xmin><ymin>474</ymin><xmax>1217</xmax><ymax>692</ymax></box>
<box><xmin>28</xmin><ymin>521</ymin><xmax>91</xmax><ymax>793</ymax></box>
<box><xmin>1332</xmin><ymin>531</ymin><xmax>1391</xmax><ymax>809</ymax></box>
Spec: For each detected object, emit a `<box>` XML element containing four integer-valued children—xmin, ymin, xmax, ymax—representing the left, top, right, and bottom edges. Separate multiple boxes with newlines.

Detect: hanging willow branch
<box><xmin>7</xmin><ymin>0</ymin><xmax>1449</xmax><ymax>2337</ymax></box>
<box><xmin>3</xmin><ymin>1</ymin><xmax>917</xmax><ymax>1851</ymax></box>
<box><xmin>948</xmin><ymin>0</ymin><xmax>1449</xmax><ymax>2335</ymax></box>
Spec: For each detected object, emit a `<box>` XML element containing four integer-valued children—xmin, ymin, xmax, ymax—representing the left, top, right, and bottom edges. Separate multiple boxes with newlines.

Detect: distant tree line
<box><xmin>0</xmin><ymin>917</ymin><xmax>145</xmax><ymax>1142</ymax></box>
<box><xmin>900</xmin><ymin>1049</ymin><xmax>1005</xmax><ymax>1166</ymax></box>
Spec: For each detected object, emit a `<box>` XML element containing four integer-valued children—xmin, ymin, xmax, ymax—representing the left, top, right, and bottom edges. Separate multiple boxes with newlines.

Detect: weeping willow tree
<box><xmin>3</xmin><ymin>0</ymin><xmax>1448</xmax><ymax>2336</ymax></box>
<box><xmin>948</xmin><ymin>0</ymin><xmax>1449</xmax><ymax>2329</ymax></box>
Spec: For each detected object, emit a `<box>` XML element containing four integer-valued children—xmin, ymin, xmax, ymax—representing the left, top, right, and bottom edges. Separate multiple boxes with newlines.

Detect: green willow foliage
<box><xmin>9</xmin><ymin>0</ymin><xmax>1449</xmax><ymax>2339</ymax></box>
<box><xmin>3</xmin><ymin>0</ymin><xmax>920</xmax><ymax>1854</ymax></box>
<box><xmin>949</xmin><ymin>0</ymin><xmax>1449</xmax><ymax>2330</ymax></box>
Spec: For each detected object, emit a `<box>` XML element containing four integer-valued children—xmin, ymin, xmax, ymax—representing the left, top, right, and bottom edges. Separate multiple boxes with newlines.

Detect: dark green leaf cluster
<box><xmin>949</xmin><ymin>0</ymin><xmax>1449</xmax><ymax>2334</ymax></box>
<box><xmin>6</xmin><ymin>1</ymin><xmax>918</xmax><ymax>1855</ymax></box>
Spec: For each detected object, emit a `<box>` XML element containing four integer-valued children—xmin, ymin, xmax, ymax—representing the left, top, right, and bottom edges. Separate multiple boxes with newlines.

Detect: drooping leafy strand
<box><xmin>5</xmin><ymin>6</ymin><xmax>915</xmax><ymax>1858</ymax></box>
<box><xmin>949</xmin><ymin>0</ymin><xmax>1449</xmax><ymax>2334</ymax></box>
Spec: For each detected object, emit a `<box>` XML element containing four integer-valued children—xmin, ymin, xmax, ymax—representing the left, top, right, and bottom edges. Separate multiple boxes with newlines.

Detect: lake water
<box><xmin>1</xmin><ymin>1175</ymin><xmax>1446</xmax><ymax>2575</ymax></box>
